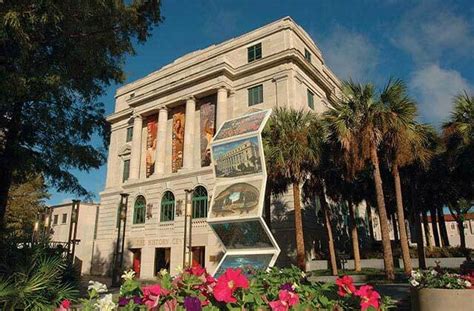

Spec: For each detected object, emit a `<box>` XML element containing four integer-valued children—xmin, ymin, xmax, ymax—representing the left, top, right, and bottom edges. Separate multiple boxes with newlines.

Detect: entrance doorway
<box><xmin>131</xmin><ymin>249</ymin><xmax>141</xmax><ymax>278</ymax></box>
<box><xmin>155</xmin><ymin>247</ymin><xmax>171</xmax><ymax>275</ymax></box>
<box><xmin>191</xmin><ymin>246</ymin><xmax>205</xmax><ymax>267</ymax></box>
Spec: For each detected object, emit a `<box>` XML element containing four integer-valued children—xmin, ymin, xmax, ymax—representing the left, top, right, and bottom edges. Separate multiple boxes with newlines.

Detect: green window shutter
<box><xmin>123</xmin><ymin>159</ymin><xmax>130</xmax><ymax>182</ymax></box>
<box><xmin>307</xmin><ymin>89</ymin><xmax>314</xmax><ymax>110</ymax></box>
<box><xmin>133</xmin><ymin>196</ymin><xmax>146</xmax><ymax>224</ymax></box>
<box><xmin>161</xmin><ymin>191</ymin><xmax>175</xmax><ymax>222</ymax></box>
<box><xmin>126</xmin><ymin>127</ymin><xmax>133</xmax><ymax>142</ymax></box>
<box><xmin>248</xmin><ymin>85</ymin><xmax>263</xmax><ymax>106</ymax></box>
<box><xmin>192</xmin><ymin>186</ymin><xmax>208</xmax><ymax>219</ymax></box>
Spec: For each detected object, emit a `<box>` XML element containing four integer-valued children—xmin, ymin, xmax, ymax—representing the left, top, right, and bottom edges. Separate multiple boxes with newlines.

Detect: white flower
<box><xmin>159</xmin><ymin>269</ymin><xmax>168</xmax><ymax>276</ymax></box>
<box><xmin>292</xmin><ymin>282</ymin><xmax>299</xmax><ymax>290</ymax></box>
<box><xmin>175</xmin><ymin>265</ymin><xmax>183</xmax><ymax>274</ymax></box>
<box><xmin>301</xmin><ymin>271</ymin><xmax>306</xmax><ymax>278</ymax></box>
<box><xmin>464</xmin><ymin>281</ymin><xmax>472</xmax><ymax>288</ymax></box>
<box><xmin>457</xmin><ymin>278</ymin><xmax>463</xmax><ymax>285</ymax></box>
<box><xmin>88</xmin><ymin>280</ymin><xmax>108</xmax><ymax>294</ymax></box>
<box><xmin>446</xmin><ymin>283</ymin><xmax>452</xmax><ymax>288</ymax></box>
<box><xmin>411</xmin><ymin>270</ymin><xmax>421</xmax><ymax>280</ymax></box>
<box><xmin>430</xmin><ymin>270</ymin><xmax>438</xmax><ymax>276</ymax></box>
<box><xmin>410</xmin><ymin>279</ymin><xmax>420</xmax><ymax>287</ymax></box>
<box><xmin>94</xmin><ymin>294</ymin><xmax>116</xmax><ymax>311</ymax></box>
<box><xmin>121</xmin><ymin>270</ymin><xmax>136</xmax><ymax>281</ymax></box>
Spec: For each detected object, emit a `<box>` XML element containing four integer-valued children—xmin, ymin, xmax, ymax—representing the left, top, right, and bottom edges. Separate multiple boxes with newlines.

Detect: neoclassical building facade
<box><xmin>93</xmin><ymin>17</ymin><xmax>341</xmax><ymax>279</ymax></box>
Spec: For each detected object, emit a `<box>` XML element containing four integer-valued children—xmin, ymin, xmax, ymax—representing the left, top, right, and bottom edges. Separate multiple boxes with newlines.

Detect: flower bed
<box><xmin>63</xmin><ymin>266</ymin><xmax>393</xmax><ymax>310</ymax></box>
<box><xmin>409</xmin><ymin>268</ymin><xmax>474</xmax><ymax>311</ymax></box>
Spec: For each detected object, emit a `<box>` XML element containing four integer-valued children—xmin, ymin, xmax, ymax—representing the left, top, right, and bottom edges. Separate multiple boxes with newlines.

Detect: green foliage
<box><xmin>409</xmin><ymin>269</ymin><xmax>473</xmax><ymax>289</ymax></box>
<box><xmin>0</xmin><ymin>238</ymin><xmax>79</xmax><ymax>310</ymax></box>
<box><xmin>0</xmin><ymin>0</ymin><xmax>163</xmax><ymax>221</ymax></box>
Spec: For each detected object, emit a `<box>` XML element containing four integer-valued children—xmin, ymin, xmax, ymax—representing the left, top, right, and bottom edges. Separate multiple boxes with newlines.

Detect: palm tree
<box><xmin>263</xmin><ymin>107</ymin><xmax>323</xmax><ymax>271</ymax></box>
<box><xmin>380</xmin><ymin>79</ymin><xmax>433</xmax><ymax>274</ymax></box>
<box><xmin>324</xmin><ymin>81</ymin><xmax>395</xmax><ymax>280</ymax></box>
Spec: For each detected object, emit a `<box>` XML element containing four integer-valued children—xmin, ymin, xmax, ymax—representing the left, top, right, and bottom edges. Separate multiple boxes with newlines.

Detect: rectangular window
<box><xmin>307</xmin><ymin>89</ymin><xmax>315</xmax><ymax>110</ymax></box>
<box><xmin>247</xmin><ymin>43</ymin><xmax>262</xmax><ymax>62</ymax></box>
<box><xmin>123</xmin><ymin>159</ymin><xmax>130</xmax><ymax>182</ymax></box>
<box><xmin>248</xmin><ymin>85</ymin><xmax>263</xmax><ymax>106</ymax></box>
<box><xmin>62</xmin><ymin>213</ymin><xmax>67</xmax><ymax>224</ymax></box>
<box><xmin>53</xmin><ymin>214</ymin><xmax>58</xmax><ymax>225</ymax></box>
<box><xmin>304</xmin><ymin>49</ymin><xmax>312</xmax><ymax>62</ymax></box>
<box><xmin>126</xmin><ymin>127</ymin><xmax>133</xmax><ymax>142</ymax></box>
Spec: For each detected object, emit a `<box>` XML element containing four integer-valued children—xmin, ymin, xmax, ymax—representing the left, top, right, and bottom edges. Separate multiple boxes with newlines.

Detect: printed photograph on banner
<box><xmin>211</xmin><ymin>220</ymin><xmax>273</xmax><ymax>250</ymax></box>
<box><xmin>209</xmin><ymin>179</ymin><xmax>263</xmax><ymax>219</ymax></box>
<box><xmin>199</xmin><ymin>96</ymin><xmax>216</xmax><ymax>167</ymax></box>
<box><xmin>214</xmin><ymin>110</ymin><xmax>268</xmax><ymax>141</ymax></box>
<box><xmin>172</xmin><ymin>107</ymin><xmax>185</xmax><ymax>173</ymax></box>
<box><xmin>212</xmin><ymin>136</ymin><xmax>262</xmax><ymax>179</ymax></box>
<box><xmin>214</xmin><ymin>253</ymin><xmax>273</xmax><ymax>277</ymax></box>
<box><xmin>145</xmin><ymin>114</ymin><xmax>158</xmax><ymax>177</ymax></box>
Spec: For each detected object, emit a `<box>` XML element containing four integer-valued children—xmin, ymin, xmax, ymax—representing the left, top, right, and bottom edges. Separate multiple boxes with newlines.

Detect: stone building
<box><xmin>48</xmin><ymin>202</ymin><xmax>100</xmax><ymax>275</ymax></box>
<box><xmin>93</xmin><ymin>17</ymin><xmax>341</xmax><ymax>279</ymax></box>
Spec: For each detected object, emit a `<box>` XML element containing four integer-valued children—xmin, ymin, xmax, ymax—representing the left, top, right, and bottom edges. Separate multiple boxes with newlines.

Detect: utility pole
<box><xmin>183</xmin><ymin>189</ymin><xmax>193</xmax><ymax>267</ymax></box>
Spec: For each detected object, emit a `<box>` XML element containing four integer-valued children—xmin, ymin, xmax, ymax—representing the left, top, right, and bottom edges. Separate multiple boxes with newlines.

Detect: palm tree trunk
<box><xmin>422</xmin><ymin>210</ymin><xmax>432</xmax><ymax>248</ymax></box>
<box><xmin>456</xmin><ymin>220</ymin><xmax>470</xmax><ymax>261</ymax></box>
<box><xmin>392</xmin><ymin>213</ymin><xmax>399</xmax><ymax>242</ymax></box>
<box><xmin>366</xmin><ymin>203</ymin><xmax>375</xmax><ymax>243</ymax></box>
<box><xmin>348</xmin><ymin>200</ymin><xmax>361</xmax><ymax>272</ymax></box>
<box><xmin>392</xmin><ymin>164</ymin><xmax>412</xmax><ymax>274</ymax></box>
<box><xmin>370</xmin><ymin>144</ymin><xmax>395</xmax><ymax>280</ymax></box>
<box><xmin>292</xmin><ymin>182</ymin><xmax>306</xmax><ymax>271</ymax></box>
<box><xmin>320</xmin><ymin>194</ymin><xmax>338</xmax><ymax>276</ymax></box>
<box><xmin>437</xmin><ymin>205</ymin><xmax>450</xmax><ymax>247</ymax></box>
<box><xmin>410</xmin><ymin>183</ymin><xmax>426</xmax><ymax>269</ymax></box>
<box><xmin>430</xmin><ymin>207</ymin><xmax>441</xmax><ymax>247</ymax></box>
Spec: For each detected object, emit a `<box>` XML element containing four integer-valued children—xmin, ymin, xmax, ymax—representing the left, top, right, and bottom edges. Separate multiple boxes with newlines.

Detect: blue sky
<box><xmin>48</xmin><ymin>0</ymin><xmax>474</xmax><ymax>204</ymax></box>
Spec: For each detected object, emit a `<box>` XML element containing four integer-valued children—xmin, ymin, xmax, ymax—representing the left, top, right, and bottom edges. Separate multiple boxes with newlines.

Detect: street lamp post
<box><xmin>183</xmin><ymin>189</ymin><xmax>193</xmax><ymax>267</ymax></box>
<box><xmin>112</xmin><ymin>193</ymin><xmax>129</xmax><ymax>287</ymax></box>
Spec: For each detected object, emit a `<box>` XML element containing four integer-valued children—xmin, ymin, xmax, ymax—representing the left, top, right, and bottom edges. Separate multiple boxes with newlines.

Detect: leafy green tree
<box><xmin>380</xmin><ymin>78</ymin><xmax>433</xmax><ymax>274</ymax></box>
<box><xmin>0</xmin><ymin>0</ymin><xmax>163</xmax><ymax>225</ymax></box>
<box><xmin>324</xmin><ymin>81</ymin><xmax>395</xmax><ymax>280</ymax></box>
<box><xmin>264</xmin><ymin>108</ymin><xmax>323</xmax><ymax>271</ymax></box>
<box><xmin>5</xmin><ymin>175</ymin><xmax>49</xmax><ymax>239</ymax></box>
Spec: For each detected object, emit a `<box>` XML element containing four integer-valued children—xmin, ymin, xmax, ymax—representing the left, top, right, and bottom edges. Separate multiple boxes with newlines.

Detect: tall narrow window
<box><xmin>53</xmin><ymin>214</ymin><xmax>58</xmax><ymax>225</ymax></box>
<box><xmin>133</xmin><ymin>195</ymin><xmax>146</xmax><ymax>224</ymax></box>
<box><xmin>126</xmin><ymin>127</ymin><xmax>133</xmax><ymax>142</ymax></box>
<box><xmin>161</xmin><ymin>191</ymin><xmax>175</xmax><ymax>222</ymax></box>
<box><xmin>304</xmin><ymin>49</ymin><xmax>312</xmax><ymax>62</ymax></box>
<box><xmin>192</xmin><ymin>186</ymin><xmax>208</xmax><ymax>219</ymax></box>
<box><xmin>62</xmin><ymin>213</ymin><xmax>67</xmax><ymax>224</ymax></box>
<box><xmin>248</xmin><ymin>85</ymin><xmax>263</xmax><ymax>106</ymax></box>
<box><xmin>307</xmin><ymin>89</ymin><xmax>315</xmax><ymax>110</ymax></box>
<box><xmin>123</xmin><ymin>159</ymin><xmax>130</xmax><ymax>182</ymax></box>
<box><xmin>247</xmin><ymin>43</ymin><xmax>262</xmax><ymax>62</ymax></box>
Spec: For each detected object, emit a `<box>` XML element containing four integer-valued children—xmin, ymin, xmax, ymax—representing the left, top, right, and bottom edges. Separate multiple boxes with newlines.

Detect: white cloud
<box><xmin>393</xmin><ymin>1</ymin><xmax>474</xmax><ymax>64</ymax></box>
<box><xmin>318</xmin><ymin>26</ymin><xmax>379</xmax><ymax>82</ymax></box>
<box><xmin>410</xmin><ymin>64</ymin><xmax>472</xmax><ymax>124</ymax></box>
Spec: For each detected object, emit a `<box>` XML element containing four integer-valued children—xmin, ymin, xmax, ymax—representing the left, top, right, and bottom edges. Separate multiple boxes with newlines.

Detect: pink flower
<box><xmin>269</xmin><ymin>290</ymin><xmax>299</xmax><ymax>310</ymax></box>
<box><xmin>190</xmin><ymin>265</ymin><xmax>206</xmax><ymax>277</ymax></box>
<box><xmin>355</xmin><ymin>285</ymin><xmax>381</xmax><ymax>311</ymax></box>
<box><xmin>142</xmin><ymin>284</ymin><xmax>170</xmax><ymax>309</ymax></box>
<box><xmin>58</xmin><ymin>299</ymin><xmax>71</xmax><ymax>310</ymax></box>
<box><xmin>269</xmin><ymin>299</ymin><xmax>289</xmax><ymax>311</ymax></box>
<box><xmin>336</xmin><ymin>276</ymin><xmax>356</xmax><ymax>297</ymax></box>
<box><xmin>213</xmin><ymin>268</ymin><xmax>249</xmax><ymax>303</ymax></box>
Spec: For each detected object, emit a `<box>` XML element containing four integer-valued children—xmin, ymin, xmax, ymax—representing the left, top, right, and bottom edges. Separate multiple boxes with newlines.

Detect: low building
<box><xmin>48</xmin><ymin>202</ymin><xmax>100</xmax><ymax>275</ymax></box>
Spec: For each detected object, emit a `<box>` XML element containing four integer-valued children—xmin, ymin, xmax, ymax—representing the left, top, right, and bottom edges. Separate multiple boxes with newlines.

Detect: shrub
<box><xmin>409</xmin><ymin>268</ymin><xmax>473</xmax><ymax>289</ymax></box>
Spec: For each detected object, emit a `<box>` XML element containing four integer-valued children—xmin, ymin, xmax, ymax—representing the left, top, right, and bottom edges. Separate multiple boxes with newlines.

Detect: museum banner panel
<box><xmin>145</xmin><ymin>114</ymin><xmax>158</xmax><ymax>177</ymax></box>
<box><xmin>172</xmin><ymin>107</ymin><xmax>185</xmax><ymax>173</ymax></box>
<box><xmin>199</xmin><ymin>97</ymin><xmax>216</xmax><ymax>167</ymax></box>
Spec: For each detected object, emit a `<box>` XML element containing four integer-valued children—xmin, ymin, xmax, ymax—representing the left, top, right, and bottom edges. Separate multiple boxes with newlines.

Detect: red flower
<box><xmin>355</xmin><ymin>285</ymin><xmax>380</xmax><ymax>311</ymax></box>
<box><xmin>269</xmin><ymin>289</ymin><xmax>299</xmax><ymax>310</ymax></box>
<box><xmin>60</xmin><ymin>299</ymin><xmax>71</xmax><ymax>309</ymax></box>
<box><xmin>336</xmin><ymin>276</ymin><xmax>356</xmax><ymax>297</ymax></box>
<box><xmin>191</xmin><ymin>265</ymin><xmax>206</xmax><ymax>277</ymax></box>
<box><xmin>213</xmin><ymin>268</ymin><xmax>249</xmax><ymax>303</ymax></box>
<box><xmin>142</xmin><ymin>284</ymin><xmax>170</xmax><ymax>309</ymax></box>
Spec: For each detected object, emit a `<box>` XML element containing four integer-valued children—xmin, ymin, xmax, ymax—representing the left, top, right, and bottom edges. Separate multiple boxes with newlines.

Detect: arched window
<box><xmin>161</xmin><ymin>191</ymin><xmax>175</xmax><ymax>222</ymax></box>
<box><xmin>133</xmin><ymin>196</ymin><xmax>146</xmax><ymax>224</ymax></box>
<box><xmin>192</xmin><ymin>186</ymin><xmax>208</xmax><ymax>219</ymax></box>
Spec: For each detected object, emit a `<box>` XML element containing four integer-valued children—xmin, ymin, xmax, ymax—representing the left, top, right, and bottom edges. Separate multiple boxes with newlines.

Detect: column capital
<box><xmin>132</xmin><ymin>112</ymin><xmax>143</xmax><ymax>119</ymax></box>
<box><xmin>158</xmin><ymin>106</ymin><xmax>169</xmax><ymax>112</ymax></box>
<box><xmin>186</xmin><ymin>95</ymin><xmax>196</xmax><ymax>102</ymax></box>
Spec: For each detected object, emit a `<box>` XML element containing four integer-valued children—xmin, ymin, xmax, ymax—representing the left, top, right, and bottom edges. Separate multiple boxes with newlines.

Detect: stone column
<box><xmin>155</xmin><ymin>107</ymin><xmax>168</xmax><ymax>175</ymax></box>
<box><xmin>216</xmin><ymin>86</ymin><xmax>228</xmax><ymax>129</ymax></box>
<box><xmin>182</xmin><ymin>96</ymin><xmax>195</xmax><ymax>170</ymax></box>
<box><xmin>129</xmin><ymin>114</ymin><xmax>143</xmax><ymax>180</ymax></box>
